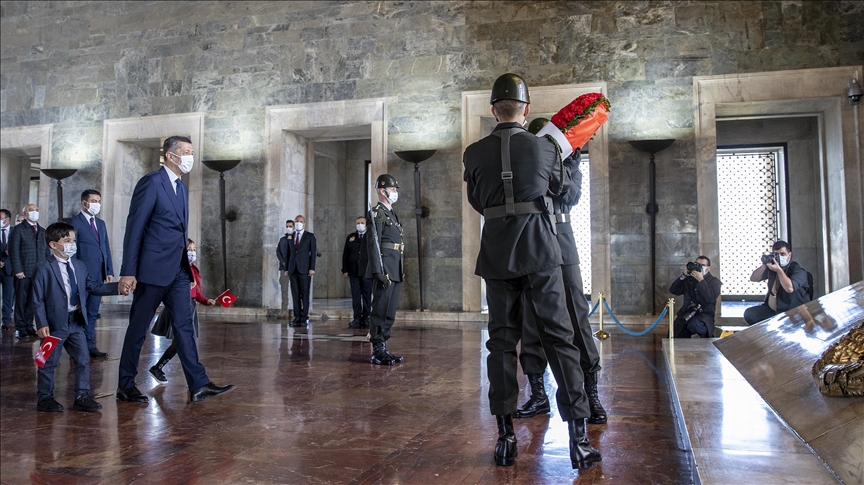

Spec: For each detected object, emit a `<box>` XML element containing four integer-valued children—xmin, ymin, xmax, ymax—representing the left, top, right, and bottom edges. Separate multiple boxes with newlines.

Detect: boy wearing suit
<box><xmin>286</xmin><ymin>214</ymin><xmax>316</xmax><ymax>327</ymax></box>
<box><xmin>32</xmin><ymin>222</ymin><xmax>119</xmax><ymax>412</ymax></box>
<box><xmin>68</xmin><ymin>189</ymin><xmax>114</xmax><ymax>358</ymax></box>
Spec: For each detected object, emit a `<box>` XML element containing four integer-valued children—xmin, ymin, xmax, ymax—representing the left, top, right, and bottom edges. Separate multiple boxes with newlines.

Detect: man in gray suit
<box><xmin>9</xmin><ymin>204</ymin><xmax>50</xmax><ymax>338</ymax></box>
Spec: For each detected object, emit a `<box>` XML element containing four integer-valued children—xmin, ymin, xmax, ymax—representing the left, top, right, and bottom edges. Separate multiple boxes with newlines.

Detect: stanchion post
<box><xmin>594</xmin><ymin>292</ymin><xmax>610</xmax><ymax>340</ymax></box>
<box><xmin>667</xmin><ymin>297</ymin><xmax>675</xmax><ymax>339</ymax></box>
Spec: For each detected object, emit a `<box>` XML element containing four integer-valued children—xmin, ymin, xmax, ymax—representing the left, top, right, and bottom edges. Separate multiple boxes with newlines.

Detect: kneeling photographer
<box><xmin>669</xmin><ymin>256</ymin><xmax>722</xmax><ymax>338</ymax></box>
<box><xmin>743</xmin><ymin>240</ymin><xmax>811</xmax><ymax>325</ymax></box>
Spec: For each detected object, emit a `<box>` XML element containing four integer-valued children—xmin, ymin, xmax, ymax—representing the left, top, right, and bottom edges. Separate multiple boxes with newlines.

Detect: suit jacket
<box><xmin>9</xmin><ymin>221</ymin><xmax>51</xmax><ymax>277</ymax></box>
<box><xmin>365</xmin><ymin>203</ymin><xmax>403</xmax><ymax>282</ymax></box>
<box><xmin>463</xmin><ymin>122</ymin><xmax>574</xmax><ymax>280</ymax></box>
<box><xmin>277</xmin><ymin>234</ymin><xmax>292</xmax><ymax>272</ymax></box>
<box><xmin>69</xmin><ymin>212</ymin><xmax>114</xmax><ymax>281</ymax></box>
<box><xmin>669</xmin><ymin>272</ymin><xmax>722</xmax><ymax>319</ymax></box>
<box><xmin>0</xmin><ymin>225</ymin><xmax>12</xmax><ymax>276</ymax></box>
<box><xmin>759</xmin><ymin>261</ymin><xmax>811</xmax><ymax>312</ymax></box>
<box><xmin>32</xmin><ymin>257</ymin><xmax>119</xmax><ymax>332</ymax></box>
<box><xmin>120</xmin><ymin>167</ymin><xmax>192</xmax><ymax>286</ymax></box>
<box><xmin>287</xmin><ymin>230</ymin><xmax>316</xmax><ymax>274</ymax></box>
<box><xmin>341</xmin><ymin>231</ymin><xmax>369</xmax><ymax>277</ymax></box>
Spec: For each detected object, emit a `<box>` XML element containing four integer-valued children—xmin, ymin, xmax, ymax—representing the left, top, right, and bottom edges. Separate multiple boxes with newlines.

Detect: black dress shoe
<box><xmin>89</xmin><ymin>348</ymin><xmax>109</xmax><ymax>359</ymax></box>
<box><xmin>189</xmin><ymin>382</ymin><xmax>236</xmax><ymax>403</ymax></box>
<box><xmin>348</xmin><ymin>319</ymin><xmax>362</xmax><ymax>329</ymax></box>
<box><xmin>37</xmin><ymin>397</ymin><xmax>64</xmax><ymax>412</ymax></box>
<box><xmin>116</xmin><ymin>386</ymin><xmax>149</xmax><ymax>403</ymax></box>
<box><xmin>288</xmin><ymin>321</ymin><xmax>303</xmax><ymax>328</ymax></box>
<box><xmin>72</xmin><ymin>394</ymin><xmax>102</xmax><ymax>412</ymax></box>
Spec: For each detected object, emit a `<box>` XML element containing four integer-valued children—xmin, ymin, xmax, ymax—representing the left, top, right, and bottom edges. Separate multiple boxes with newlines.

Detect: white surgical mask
<box><xmin>701</xmin><ymin>267</ymin><xmax>708</xmax><ymax>275</ymax></box>
<box><xmin>62</xmin><ymin>242</ymin><xmax>77</xmax><ymax>258</ymax></box>
<box><xmin>778</xmin><ymin>254</ymin><xmax>790</xmax><ymax>267</ymax></box>
<box><xmin>187</xmin><ymin>250</ymin><xmax>197</xmax><ymax>263</ymax></box>
<box><xmin>170</xmin><ymin>152</ymin><xmax>194</xmax><ymax>174</ymax></box>
<box><xmin>356</xmin><ymin>224</ymin><xmax>366</xmax><ymax>233</ymax></box>
<box><xmin>0</xmin><ymin>219</ymin><xmax>6</xmax><ymax>228</ymax></box>
<box><xmin>295</xmin><ymin>222</ymin><xmax>304</xmax><ymax>231</ymax></box>
<box><xmin>387</xmin><ymin>191</ymin><xmax>399</xmax><ymax>204</ymax></box>
<box><xmin>285</xmin><ymin>227</ymin><xmax>294</xmax><ymax>235</ymax></box>
<box><xmin>27</xmin><ymin>211</ymin><xmax>39</xmax><ymax>222</ymax></box>
<box><xmin>86</xmin><ymin>202</ymin><xmax>101</xmax><ymax>216</ymax></box>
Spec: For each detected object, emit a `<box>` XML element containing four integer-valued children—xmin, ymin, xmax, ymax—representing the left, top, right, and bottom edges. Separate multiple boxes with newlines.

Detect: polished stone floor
<box><xmin>0</xmin><ymin>314</ymin><xmax>690</xmax><ymax>484</ymax></box>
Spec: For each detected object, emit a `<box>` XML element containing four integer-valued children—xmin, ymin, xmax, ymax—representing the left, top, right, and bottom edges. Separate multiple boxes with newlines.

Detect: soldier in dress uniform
<box><xmin>365</xmin><ymin>174</ymin><xmax>405</xmax><ymax>366</ymax></box>
<box><xmin>462</xmin><ymin>73</ymin><xmax>601</xmax><ymax>469</ymax></box>
<box><xmin>515</xmin><ymin>118</ymin><xmax>607</xmax><ymax>425</ymax></box>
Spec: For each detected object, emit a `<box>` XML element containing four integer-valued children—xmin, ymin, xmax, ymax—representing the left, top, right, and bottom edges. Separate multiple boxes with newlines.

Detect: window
<box><xmin>716</xmin><ymin>146</ymin><xmax>789</xmax><ymax>298</ymax></box>
<box><xmin>569</xmin><ymin>153</ymin><xmax>591</xmax><ymax>295</ymax></box>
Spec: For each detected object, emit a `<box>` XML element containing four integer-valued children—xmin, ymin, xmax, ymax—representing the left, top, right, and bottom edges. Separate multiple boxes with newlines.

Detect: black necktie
<box><xmin>64</xmin><ymin>261</ymin><xmax>79</xmax><ymax>309</ymax></box>
<box><xmin>1</xmin><ymin>228</ymin><xmax>5</xmax><ymax>246</ymax></box>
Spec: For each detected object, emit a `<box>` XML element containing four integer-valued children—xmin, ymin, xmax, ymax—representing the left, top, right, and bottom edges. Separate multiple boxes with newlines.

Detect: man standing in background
<box><xmin>0</xmin><ymin>209</ymin><xmax>14</xmax><ymax>330</ymax></box>
<box><xmin>9</xmin><ymin>204</ymin><xmax>49</xmax><ymax>339</ymax></box>
<box><xmin>277</xmin><ymin>219</ymin><xmax>295</xmax><ymax>313</ymax></box>
<box><xmin>69</xmin><ymin>190</ymin><xmax>114</xmax><ymax>358</ymax></box>
<box><xmin>342</xmin><ymin>216</ymin><xmax>371</xmax><ymax>329</ymax></box>
<box><xmin>287</xmin><ymin>214</ymin><xmax>316</xmax><ymax>328</ymax></box>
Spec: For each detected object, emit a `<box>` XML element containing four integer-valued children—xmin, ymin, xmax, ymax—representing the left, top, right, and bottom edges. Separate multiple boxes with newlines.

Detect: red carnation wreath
<box><xmin>549</xmin><ymin>92</ymin><xmax>611</xmax><ymax>150</ymax></box>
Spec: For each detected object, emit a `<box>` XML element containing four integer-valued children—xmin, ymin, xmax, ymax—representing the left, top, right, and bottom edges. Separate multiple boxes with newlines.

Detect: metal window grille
<box><xmin>569</xmin><ymin>156</ymin><xmax>592</xmax><ymax>295</ymax></box>
<box><xmin>717</xmin><ymin>148</ymin><xmax>787</xmax><ymax>296</ymax></box>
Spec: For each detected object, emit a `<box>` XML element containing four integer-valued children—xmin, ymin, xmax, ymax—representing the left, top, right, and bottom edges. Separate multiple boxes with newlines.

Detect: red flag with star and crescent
<box><xmin>217</xmin><ymin>289</ymin><xmax>237</xmax><ymax>308</ymax></box>
<box><xmin>34</xmin><ymin>336</ymin><xmax>61</xmax><ymax>368</ymax></box>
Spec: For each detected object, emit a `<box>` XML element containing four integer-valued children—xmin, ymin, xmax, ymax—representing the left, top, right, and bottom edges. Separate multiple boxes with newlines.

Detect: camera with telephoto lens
<box><xmin>761</xmin><ymin>253</ymin><xmax>778</xmax><ymax>265</ymax></box>
<box><xmin>681</xmin><ymin>303</ymin><xmax>702</xmax><ymax>322</ymax></box>
<box><xmin>686</xmin><ymin>261</ymin><xmax>703</xmax><ymax>273</ymax></box>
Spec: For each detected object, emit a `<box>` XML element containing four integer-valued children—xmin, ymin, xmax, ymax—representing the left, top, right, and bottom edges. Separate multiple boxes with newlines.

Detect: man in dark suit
<box><xmin>68</xmin><ymin>190</ymin><xmax>114</xmax><ymax>358</ymax></box>
<box><xmin>276</xmin><ymin>220</ymin><xmax>294</xmax><ymax>312</ymax></box>
<box><xmin>342</xmin><ymin>216</ymin><xmax>371</xmax><ymax>329</ymax></box>
<box><xmin>286</xmin><ymin>214</ymin><xmax>316</xmax><ymax>328</ymax></box>
<box><xmin>366</xmin><ymin>175</ymin><xmax>405</xmax><ymax>364</ymax></box>
<box><xmin>117</xmin><ymin>135</ymin><xmax>234</xmax><ymax>404</ymax></box>
<box><xmin>0</xmin><ymin>209</ymin><xmax>14</xmax><ymax>330</ymax></box>
<box><xmin>9</xmin><ymin>204</ymin><xmax>50</xmax><ymax>338</ymax></box>
<box><xmin>462</xmin><ymin>74</ymin><xmax>600</xmax><ymax>469</ymax></box>
<box><xmin>32</xmin><ymin>222</ymin><xmax>120</xmax><ymax>413</ymax></box>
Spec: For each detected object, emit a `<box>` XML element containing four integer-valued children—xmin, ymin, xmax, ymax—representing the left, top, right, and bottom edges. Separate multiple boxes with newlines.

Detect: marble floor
<box><xmin>0</xmin><ymin>314</ymin><xmax>691</xmax><ymax>484</ymax></box>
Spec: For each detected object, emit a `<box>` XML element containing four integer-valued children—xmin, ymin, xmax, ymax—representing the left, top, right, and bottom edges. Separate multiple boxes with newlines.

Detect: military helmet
<box><xmin>375</xmin><ymin>174</ymin><xmax>399</xmax><ymax>189</ymax></box>
<box><xmin>527</xmin><ymin>117</ymin><xmax>549</xmax><ymax>135</ymax></box>
<box><xmin>490</xmin><ymin>73</ymin><xmax>530</xmax><ymax>105</ymax></box>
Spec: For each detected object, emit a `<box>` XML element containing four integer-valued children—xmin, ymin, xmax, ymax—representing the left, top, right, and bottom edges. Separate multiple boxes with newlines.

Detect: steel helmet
<box><xmin>527</xmin><ymin>117</ymin><xmax>549</xmax><ymax>135</ymax></box>
<box><xmin>375</xmin><ymin>174</ymin><xmax>399</xmax><ymax>189</ymax></box>
<box><xmin>490</xmin><ymin>73</ymin><xmax>530</xmax><ymax>105</ymax></box>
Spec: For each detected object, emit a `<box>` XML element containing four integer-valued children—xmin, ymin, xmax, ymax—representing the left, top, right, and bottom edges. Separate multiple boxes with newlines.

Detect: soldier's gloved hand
<box><xmin>374</xmin><ymin>273</ymin><xmax>391</xmax><ymax>289</ymax></box>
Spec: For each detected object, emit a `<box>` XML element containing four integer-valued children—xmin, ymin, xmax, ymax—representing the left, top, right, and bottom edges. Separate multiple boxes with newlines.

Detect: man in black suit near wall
<box><xmin>276</xmin><ymin>220</ymin><xmax>295</xmax><ymax>312</ymax></box>
<box><xmin>9</xmin><ymin>204</ymin><xmax>51</xmax><ymax>338</ymax></box>
<box><xmin>342</xmin><ymin>216</ymin><xmax>371</xmax><ymax>329</ymax></box>
<box><xmin>287</xmin><ymin>214</ymin><xmax>316</xmax><ymax>328</ymax></box>
<box><xmin>0</xmin><ymin>209</ymin><xmax>15</xmax><ymax>330</ymax></box>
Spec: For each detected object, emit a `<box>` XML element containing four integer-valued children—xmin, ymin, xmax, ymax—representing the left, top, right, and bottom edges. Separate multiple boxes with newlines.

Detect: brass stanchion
<box><xmin>594</xmin><ymin>292</ymin><xmax>609</xmax><ymax>340</ymax></box>
<box><xmin>667</xmin><ymin>297</ymin><xmax>675</xmax><ymax>339</ymax></box>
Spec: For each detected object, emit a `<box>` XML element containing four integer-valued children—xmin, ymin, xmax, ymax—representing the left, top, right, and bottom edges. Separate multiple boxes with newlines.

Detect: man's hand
<box><xmin>15</xmin><ymin>272</ymin><xmax>24</xmax><ymax>279</ymax></box>
<box><xmin>207</xmin><ymin>299</ymin><xmax>216</xmax><ymax>306</ymax></box>
<box><xmin>374</xmin><ymin>273</ymin><xmax>391</xmax><ymax>289</ymax></box>
<box><xmin>37</xmin><ymin>327</ymin><xmax>50</xmax><ymax>339</ymax></box>
<box><xmin>308</xmin><ymin>270</ymin><xmax>315</xmax><ymax>276</ymax></box>
<box><xmin>106</xmin><ymin>275</ymin><xmax>113</xmax><ymax>283</ymax></box>
<box><xmin>691</xmin><ymin>270</ymin><xmax>704</xmax><ymax>282</ymax></box>
<box><xmin>119</xmin><ymin>276</ymin><xmax>137</xmax><ymax>295</ymax></box>
<box><xmin>0</xmin><ymin>261</ymin><xmax>4</xmax><ymax>268</ymax></box>
<box><xmin>343</xmin><ymin>272</ymin><xmax>349</xmax><ymax>279</ymax></box>
<box><xmin>766</xmin><ymin>260</ymin><xmax>782</xmax><ymax>273</ymax></box>
<box><xmin>191</xmin><ymin>280</ymin><xmax>197</xmax><ymax>289</ymax></box>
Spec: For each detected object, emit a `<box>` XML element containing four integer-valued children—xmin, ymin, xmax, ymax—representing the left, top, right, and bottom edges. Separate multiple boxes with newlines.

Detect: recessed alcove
<box><xmin>460</xmin><ymin>84</ymin><xmax>611</xmax><ymax>312</ymax></box>
<box><xmin>263</xmin><ymin>99</ymin><xmax>388</xmax><ymax>309</ymax></box>
<box><xmin>0</xmin><ymin>125</ymin><xmax>52</xmax><ymax>217</ymax></box>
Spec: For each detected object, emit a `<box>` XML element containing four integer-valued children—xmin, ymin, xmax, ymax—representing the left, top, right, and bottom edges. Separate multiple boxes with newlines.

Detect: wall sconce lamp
<box><xmin>40</xmin><ymin>168</ymin><xmax>78</xmax><ymax>221</ymax></box>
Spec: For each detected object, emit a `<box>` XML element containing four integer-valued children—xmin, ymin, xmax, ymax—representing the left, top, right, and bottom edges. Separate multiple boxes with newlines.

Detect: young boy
<box><xmin>33</xmin><ymin>222</ymin><xmax>120</xmax><ymax>412</ymax></box>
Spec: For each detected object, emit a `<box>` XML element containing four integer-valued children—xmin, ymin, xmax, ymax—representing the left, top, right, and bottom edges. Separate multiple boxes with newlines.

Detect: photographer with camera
<box><xmin>669</xmin><ymin>256</ymin><xmax>722</xmax><ymax>338</ymax></box>
<box><xmin>743</xmin><ymin>240</ymin><xmax>811</xmax><ymax>325</ymax></box>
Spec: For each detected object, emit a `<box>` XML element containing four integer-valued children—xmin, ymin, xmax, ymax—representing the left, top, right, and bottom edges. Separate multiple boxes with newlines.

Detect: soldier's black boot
<box><xmin>370</xmin><ymin>342</ymin><xmax>394</xmax><ymax>365</ymax></box>
<box><xmin>584</xmin><ymin>371</ymin><xmax>607</xmax><ymax>424</ymax></box>
<box><xmin>494</xmin><ymin>414</ymin><xmax>518</xmax><ymax>466</ymax></box>
<box><xmin>568</xmin><ymin>418</ymin><xmax>601</xmax><ymax>469</ymax></box>
<box><xmin>513</xmin><ymin>374</ymin><xmax>550</xmax><ymax>418</ymax></box>
<box><xmin>382</xmin><ymin>341</ymin><xmax>404</xmax><ymax>363</ymax></box>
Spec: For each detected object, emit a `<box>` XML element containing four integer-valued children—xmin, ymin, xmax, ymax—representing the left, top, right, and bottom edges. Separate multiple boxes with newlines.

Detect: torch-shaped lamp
<box><xmin>628</xmin><ymin>139</ymin><xmax>675</xmax><ymax>314</ymax></box>
<box><xmin>202</xmin><ymin>159</ymin><xmax>241</xmax><ymax>292</ymax></box>
<box><xmin>394</xmin><ymin>149</ymin><xmax>435</xmax><ymax>311</ymax></box>
<box><xmin>40</xmin><ymin>168</ymin><xmax>78</xmax><ymax>222</ymax></box>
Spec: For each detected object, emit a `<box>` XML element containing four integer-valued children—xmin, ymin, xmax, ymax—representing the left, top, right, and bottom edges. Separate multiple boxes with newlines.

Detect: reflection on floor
<box><xmin>0</xmin><ymin>315</ymin><xmax>690</xmax><ymax>484</ymax></box>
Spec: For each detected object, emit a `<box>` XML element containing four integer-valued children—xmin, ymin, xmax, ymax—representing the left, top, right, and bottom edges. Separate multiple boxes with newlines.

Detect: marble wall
<box><xmin>1</xmin><ymin>1</ymin><xmax>862</xmax><ymax>312</ymax></box>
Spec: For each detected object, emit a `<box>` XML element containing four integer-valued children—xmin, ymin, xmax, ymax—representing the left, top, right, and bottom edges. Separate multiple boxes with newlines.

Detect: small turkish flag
<box><xmin>217</xmin><ymin>289</ymin><xmax>237</xmax><ymax>308</ymax></box>
<box><xmin>34</xmin><ymin>336</ymin><xmax>61</xmax><ymax>368</ymax></box>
